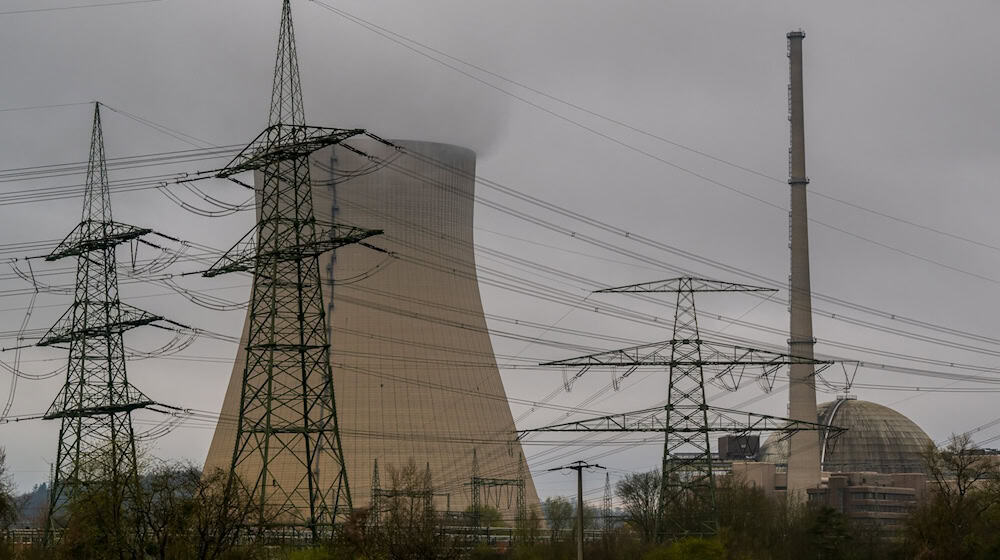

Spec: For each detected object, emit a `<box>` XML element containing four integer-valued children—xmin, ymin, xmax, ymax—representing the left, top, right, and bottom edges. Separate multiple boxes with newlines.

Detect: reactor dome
<box><xmin>758</xmin><ymin>397</ymin><xmax>933</xmax><ymax>474</ymax></box>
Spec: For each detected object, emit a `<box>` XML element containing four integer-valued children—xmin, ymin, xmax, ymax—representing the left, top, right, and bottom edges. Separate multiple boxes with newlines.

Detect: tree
<box><xmin>542</xmin><ymin>496</ymin><xmax>574</xmax><ymax>538</ymax></box>
<box><xmin>332</xmin><ymin>507</ymin><xmax>373</xmax><ymax>559</ymax></box>
<box><xmin>518</xmin><ymin>508</ymin><xmax>543</xmax><ymax>544</ymax></box>
<box><xmin>616</xmin><ymin>470</ymin><xmax>661</xmax><ymax>544</ymax></box>
<box><xmin>580</xmin><ymin>504</ymin><xmax>602</xmax><ymax>530</ymax></box>
<box><xmin>464</xmin><ymin>504</ymin><xmax>505</xmax><ymax>528</ymax></box>
<box><xmin>56</xmin><ymin>478</ymin><xmax>142</xmax><ymax>560</ymax></box>
<box><xmin>190</xmin><ymin>468</ymin><xmax>261</xmax><ymax>560</ymax></box>
<box><xmin>714</xmin><ymin>474</ymin><xmax>796</xmax><ymax>557</ymax></box>
<box><xmin>52</xmin><ymin>441</ymin><xmax>150</xmax><ymax>560</ymax></box>
<box><xmin>0</xmin><ymin>447</ymin><xmax>18</xmax><ymax>560</ymax></box>
<box><xmin>0</xmin><ymin>448</ymin><xmax>17</xmax><ymax>532</ymax></box>
<box><xmin>925</xmin><ymin>433</ymin><xmax>999</xmax><ymax>505</ymax></box>
<box><xmin>901</xmin><ymin>434</ymin><xmax>1000</xmax><ymax>559</ymax></box>
<box><xmin>41</xmin><ymin>437</ymin><xmax>157</xmax><ymax>560</ymax></box>
<box><xmin>806</xmin><ymin>507</ymin><xmax>852</xmax><ymax>560</ymax></box>
<box><xmin>374</xmin><ymin>459</ymin><xmax>461</xmax><ymax>560</ymax></box>
<box><xmin>140</xmin><ymin>461</ymin><xmax>200</xmax><ymax>560</ymax></box>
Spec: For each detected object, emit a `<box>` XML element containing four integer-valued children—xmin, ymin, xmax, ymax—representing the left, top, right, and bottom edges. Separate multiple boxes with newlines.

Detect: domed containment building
<box><xmin>732</xmin><ymin>396</ymin><xmax>933</xmax><ymax>527</ymax></box>
<box><xmin>758</xmin><ymin>396</ymin><xmax>934</xmax><ymax>475</ymax></box>
<box><xmin>204</xmin><ymin>138</ymin><xmax>541</xmax><ymax>519</ymax></box>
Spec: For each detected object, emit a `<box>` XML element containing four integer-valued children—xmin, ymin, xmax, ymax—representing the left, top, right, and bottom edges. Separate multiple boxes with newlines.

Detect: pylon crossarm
<box><xmin>706</xmin><ymin>405</ymin><xmax>844</xmax><ymax>436</ymax></box>
<box><xmin>217</xmin><ymin>124</ymin><xmax>366</xmax><ymax>177</ymax></box>
<box><xmin>540</xmin><ymin>339</ymin><xmax>832</xmax><ymax>368</ymax></box>
<box><xmin>37</xmin><ymin>302</ymin><xmax>162</xmax><ymax>346</ymax></box>
<box><xmin>517</xmin><ymin>406</ymin><xmax>661</xmax><ymax>437</ymax></box>
<box><xmin>201</xmin><ymin>227</ymin><xmax>256</xmax><ymax>277</ymax></box>
<box><xmin>43</xmin><ymin>400</ymin><xmax>155</xmax><ymax>420</ymax></box>
<box><xmin>469</xmin><ymin>477</ymin><xmax>523</xmax><ymax>488</ymax></box>
<box><xmin>308</xmin><ymin>223</ymin><xmax>383</xmax><ymax>257</ymax></box>
<box><xmin>203</xmin><ymin>224</ymin><xmax>382</xmax><ymax>277</ymax></box>
<box><xmin>374</xmin><ymin>489</ymin><xmax>448</xmax><ymax>500</ymax></box>
<box><xmin>517</xmin><ymin>405</ymin><xmax>843</xmax><ymax>437</ymax></box>
<box><xmin>45</xmin><ymin>220</ymin><xmax>152</xmax><ymax>261</ymax></box>
<box><xmin>594</xmin><ymin>277</ymin><xmax>776</xmax><ymax>294</ymax></box>
<box><xmin>698</xmin><ymin>340</ymin><xmax>833</xmax><ymax>392</ymax></box>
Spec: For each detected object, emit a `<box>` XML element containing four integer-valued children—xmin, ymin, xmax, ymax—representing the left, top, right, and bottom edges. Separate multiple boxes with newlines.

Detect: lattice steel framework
<box><xmin>205</xmin><ymin>0</ymin><xmax>381</xmax><ymax>538</ymax></box>
<box><xmin>524</xmin><ymin>277</ymin><xmax>836</xmax><ymax>540</ymax></box>
<box><xmin>467</xmin><ymin>449</ymin><xmax>525</xmax><ymax>534</ymax></box>
<box><xmin>603</xmin><ymin>472</ymin><xmax>613</xmax><ymax>531</ymax></box>
<box><xmin>369</xmin><ymin>459</ymin><xmax>449</xmax><ymax>532</ymax></box>
<box><xmin>40</xmin><ymin>103</ymin><xmax>160</xmax><ymax>539</ymax></box>
<box><xmin>370</xmin><ymin>458</ymin><xmax>380</xmax><ymax>531</ymax></box>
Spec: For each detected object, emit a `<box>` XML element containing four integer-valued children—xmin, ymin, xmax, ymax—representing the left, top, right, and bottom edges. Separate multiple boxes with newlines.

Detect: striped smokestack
<box><xmin>785</xmin><ymin>29</ymin><xmax>821</xmax><ymax>498</ymax></box>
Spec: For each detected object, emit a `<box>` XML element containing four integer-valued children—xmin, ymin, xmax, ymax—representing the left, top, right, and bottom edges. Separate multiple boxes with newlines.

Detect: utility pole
<box><xmin>549</xmin><ymin>461</ymin><xmax>604</xmax><ymax>560</ymax></box>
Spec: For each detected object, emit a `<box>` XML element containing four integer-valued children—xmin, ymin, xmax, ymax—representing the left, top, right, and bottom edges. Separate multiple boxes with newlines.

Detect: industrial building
<box><xmin>759</xmin><ymin>396</ymin><xmax>934</xmax><ymax>475</ymax></box>
<box><xmin>807</xmin><ymin>472</ymin><xmax>925</xmax><ymax>529</ymax></box>
<box><xmin>730</xmin><ymin>395</ymin><xmax>933</xmax><ymax>527</ymax></box>
<box><xmin>204</xmin><ymin>138</ymin><xmax>541</xmax><ymax>519</ymax></box>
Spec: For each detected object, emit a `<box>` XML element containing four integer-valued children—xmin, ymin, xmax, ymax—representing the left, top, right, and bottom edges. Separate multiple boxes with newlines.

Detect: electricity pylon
<box><xmin>39</xmin><ymin>103</ymin><xmax>161</xmax><ymax>540</ymax></box>
<box><xmin>521</xmin><ymin>277</ymin><xmax>838</xmax><ymax>540</ymax></box>
<box><xmin>204</xmin><ymin>0</ymin><xmax>381</xmax><ymax>539</ymax></box>
<box><xmin>370</xmin><ymin>459</ymin><xmax>381</xmax><ymax>532</ymax></box>
<box><xmin>603</xmin><ymin>472</ymin><xmax>613</xmax><ymax>531</ymax></box>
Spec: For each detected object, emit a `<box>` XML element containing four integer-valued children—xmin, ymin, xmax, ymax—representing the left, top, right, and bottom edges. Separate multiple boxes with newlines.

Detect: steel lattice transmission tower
<box><xmin>204</xmin><ymin>0</ymin><xmax>381</xmax><ymax>537</ymax></box>
<box><xmin>39</xmin><ymin>103</ymin><xmax>161</xmax><ymax>537</ymax></box>
<box><xmin>521</xmin><ymin>277</ymin><xmax>837</xmax><ymax>540</ymax></box>
<box><xmin>603</xmin><ymin>472</ymin><xmax>613</xmax><ymax>532</ymax></box>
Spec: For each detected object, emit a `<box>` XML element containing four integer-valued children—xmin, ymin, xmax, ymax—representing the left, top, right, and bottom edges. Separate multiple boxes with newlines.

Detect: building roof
<box><xmin>759</xmin><ymin>397</ymin><xmax>933</xmax><ymax>474</ymax></box>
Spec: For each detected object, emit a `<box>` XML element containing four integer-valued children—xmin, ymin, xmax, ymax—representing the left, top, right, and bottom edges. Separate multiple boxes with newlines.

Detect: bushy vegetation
<box><xmin>0</xmin><ymin>438</ymin><xmax>997</xmax><ymax>559</ymax></box>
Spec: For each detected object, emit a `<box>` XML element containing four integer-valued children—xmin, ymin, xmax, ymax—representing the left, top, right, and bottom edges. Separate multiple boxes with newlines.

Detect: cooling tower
<box><xmin>204</xmin><ymin>138</ymin><xmax>541</xmax><ymax>519</ymax></box>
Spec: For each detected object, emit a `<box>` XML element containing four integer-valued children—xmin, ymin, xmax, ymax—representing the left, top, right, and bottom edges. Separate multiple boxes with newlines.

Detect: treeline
<box><xmin>0</xmin><ymin>436</ymin><xmax>997</xmax><ymax>559</ymax></box>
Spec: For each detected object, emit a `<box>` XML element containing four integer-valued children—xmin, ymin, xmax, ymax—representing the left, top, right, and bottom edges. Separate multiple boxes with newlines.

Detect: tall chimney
<box><xmin>785</xmin><ymin>30</ymin><xmax>821</xmax><ymax>497</ymax></box>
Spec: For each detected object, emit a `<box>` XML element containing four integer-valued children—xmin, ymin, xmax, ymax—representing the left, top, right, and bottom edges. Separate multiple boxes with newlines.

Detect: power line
<box><xmin>101</xmin><ymin>103</ymin><xmax>217</xmax><ymax>149</ymax></box>
<box><xmin>7</xmin><ymin>192</ymin><xmax>995</xmax><ymax>396</ymax></box>
<box><xmin>5</xmin><ymin>124</ymin><xmax>992</xmax><ymax>488</ymax></box>
<box><xmin>3</xmin><ymin>158</ymin><xmax>996</xmax><ymax>394</ymax></box>
<box><xmin>309</xmin><ymin>1</ymin><xmax>1000</xmax><ymax>260</ymax></box>
<box><xmin>340</xmin><ymin>148</ymin><xmax>1000</xmax><ymax>362</ymax></box>
<box><xmin>396</xmin><ymin>149</ymin><xmax>1000</xmax><ymax>350</ymax></box>
<box><xmin>0</xmin><ymin>0</ymin><xmax>162</xmax><ymax>17</ymax></box>
<box><xmin>0</xmin><ymin>102</ymin><xmax>92</xmax><ymax>113</ymax></box>
<box><xmin>1</xmin><ymin>130</ymin><xmax>997</xmax><ymax>364</ymax></box>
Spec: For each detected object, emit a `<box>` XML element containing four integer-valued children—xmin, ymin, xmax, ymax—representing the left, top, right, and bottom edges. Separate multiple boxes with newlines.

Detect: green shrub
<box><xmin>642</xmin><ymin>537</ymin><xmax>725</xmax><ymax>560</ymax></box>
<box><xmin>284</xmin><ymin>548</ymin><xmax>335</xmax><ymax>560</ymax></box>
<box><xmin>468</xmin><ymin>542</ymin><xmax>504</xmax><ymax>560</ymax></box>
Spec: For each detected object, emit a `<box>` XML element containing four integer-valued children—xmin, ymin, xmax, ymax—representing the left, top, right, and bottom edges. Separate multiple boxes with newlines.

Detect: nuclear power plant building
<box><xmin>204</xmin><ymin>138</ymin><xmax>541</xmax><ymax>517</ymax></box>
<box><xmin>726</xmin><ymin>396</ymin><xmax>934</xmax><ymax>528</ymax></box>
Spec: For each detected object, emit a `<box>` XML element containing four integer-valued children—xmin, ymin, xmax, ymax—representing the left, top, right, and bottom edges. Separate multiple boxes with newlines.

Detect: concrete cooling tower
<box><xmin>204</xmin><ymin>138</ymin><xmax>541</xmax><ymax>519</ymax></box>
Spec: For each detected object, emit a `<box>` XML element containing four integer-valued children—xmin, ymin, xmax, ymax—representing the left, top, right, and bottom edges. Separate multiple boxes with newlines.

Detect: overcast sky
<box><xmin>1</xmin><ymin>0</ymin><xmax>1000</xmax><ymax>503</ymax></box>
